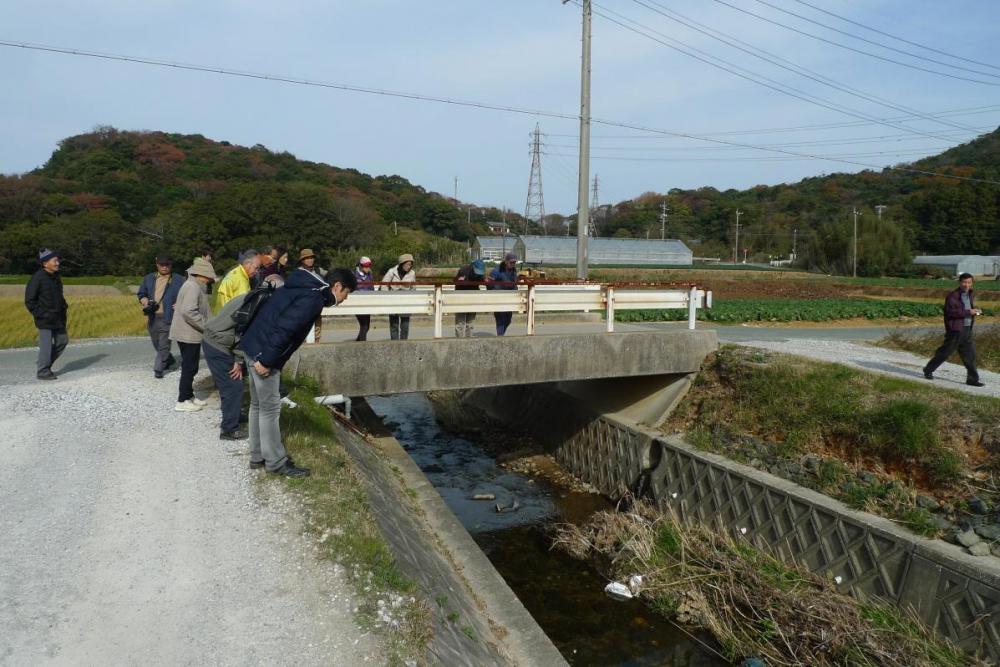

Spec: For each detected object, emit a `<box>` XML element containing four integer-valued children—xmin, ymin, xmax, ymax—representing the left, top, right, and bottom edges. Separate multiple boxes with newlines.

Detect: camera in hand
<box><xmin>142</xmin><ymin>300</ymin><xmax>159</xmax><ymax>315</ymax></box>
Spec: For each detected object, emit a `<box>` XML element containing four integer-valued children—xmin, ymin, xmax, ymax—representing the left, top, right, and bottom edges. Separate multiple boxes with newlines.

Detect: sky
<box><xmin>2</xmin><ymin>0</ymin><xmax>1000</xmax><ymax>215</ymax></box>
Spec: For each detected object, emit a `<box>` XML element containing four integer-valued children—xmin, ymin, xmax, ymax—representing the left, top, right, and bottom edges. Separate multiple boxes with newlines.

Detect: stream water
<box><xmin>368</xmin><ymin>393</ymin><xmax>726</xmax><ymax>666</ymax></box>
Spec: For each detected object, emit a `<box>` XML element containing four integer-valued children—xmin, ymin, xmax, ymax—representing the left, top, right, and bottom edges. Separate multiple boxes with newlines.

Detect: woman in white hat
<box><xmin>354</xmin><ymin>256</ymin><xmax>374</xmax><ymax>341</ymax></box>
<box><xmin>379</xmin><ymin>253</ymin><xmax>416</xmax><ymax>340</ymax></box>
<box><xmin>170</xmin><ymin>257</ymin><xmax>217</xmax><ymax>412</ymax></box>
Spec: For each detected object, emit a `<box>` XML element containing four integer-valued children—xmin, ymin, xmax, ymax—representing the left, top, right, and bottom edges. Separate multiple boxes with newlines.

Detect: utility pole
<box><xmin>875</xmin><ymin>204</ymin><xmax>887</xmax><ymax>221</ymax></box>
<box><xmin>733</xmin><ymin>209</ymin><xmax>743</xmax><ymax>264</ymax></box>
<box><xmin>590</xmin><ymin>174</ymin><xmax>600</xmax><ymax>237</ymax></box>
<box><xmin>454</xmin><ymin>177</ymin><xmax>458</xmax><ymax>202</ymax></box>
<box><xmin>659</xmin><ymin>201</ymin><xmax>670</xmax><ymax>240</ymax></box>
<box><xmin>852</xmin><ymin>207</ymin><xmax>859</xmax><ymax>278</ymax></box>
<box><xmin>792</xmin><ymin>228</ymin><xmax>797</xmax><ymax>258</ymax></box>
<box><xmin>565</xmin><ymin>0</ymin><xmax>592</xmax><ymax>280</ymax></box>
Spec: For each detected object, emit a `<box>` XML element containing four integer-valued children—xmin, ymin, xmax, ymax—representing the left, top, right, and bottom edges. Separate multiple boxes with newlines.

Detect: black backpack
<box><xmin>232</xmin><ymin>283</ymin><xmax>277</xmax><ymax>337</ymax></box>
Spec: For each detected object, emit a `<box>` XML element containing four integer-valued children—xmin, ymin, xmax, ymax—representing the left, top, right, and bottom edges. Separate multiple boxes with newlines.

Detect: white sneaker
<box><xmin>175</xmin><ymin>400</ymin><xmax>203</xmax><ymax>412</ymax></box>
<box><xmin>191</xmin><ymin>397</ymin><xmax>208</xmax><ymax>407</ymax></box>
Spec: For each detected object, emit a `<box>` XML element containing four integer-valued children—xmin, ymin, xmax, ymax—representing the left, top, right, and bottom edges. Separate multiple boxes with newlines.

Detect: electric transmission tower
<box><xmin>524</xmin><ymin>123</ymin><xmax>546</xmax><ymax>235</ymax></box>
<box><xmin>589</xmin><ymin>175</ymin><xmax>600</xmax><ymax>237</ymax></box>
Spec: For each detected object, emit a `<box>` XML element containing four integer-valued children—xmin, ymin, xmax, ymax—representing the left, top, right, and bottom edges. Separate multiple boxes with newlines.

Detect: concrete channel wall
<box><xmin>476</xmin><ymin>384</ymin><xmax>1000</xmax><ymax>663</ymax></box>
<box><xmin>331</xmin><ymin>400</ymin><xmax>568</xmax><ymax>667</ymax></box>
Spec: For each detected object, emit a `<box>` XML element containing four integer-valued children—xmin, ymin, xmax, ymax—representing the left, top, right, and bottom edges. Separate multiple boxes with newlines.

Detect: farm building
<box><xmin>518</xmin><ymin>235</ymin><xmax>693</xmax><ymax>266</ymax></box>
<box><xmin>913</xmin><ymin>255</ymin><xmax>1000</xmax><ymax>277</ymax></box>
<box><xmin>472</xmin><ymin>235</ymin><xmax>521</xmax><ymax>261</ymax></box>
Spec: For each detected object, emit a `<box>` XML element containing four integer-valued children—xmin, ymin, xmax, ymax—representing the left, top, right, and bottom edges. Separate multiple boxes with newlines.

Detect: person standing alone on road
<box><xmin>24</xmin><ymin>249</ymin><xmax>68</xmax><ymax>381</ymax></box>
<box><xmin>137</xmin><ymin>255</ymin><xmax>185</xmax><ymax>378</ymax></box>
<box><xmin>170</xmin><ymin>258</ymin><xmax>217</xmax><ymax>411</ymax></box>
<box><xmin>923</xmin><ymin>272</ymin><xmax>985</xmax><ymax>387</ymax></box>
<box><xmin>239</xmin><ymin>267</ymin><xmax>356</xmax><ymax>477</ymax></box>
<box><xmin>380</xmin><ymin>254</ymin><xmax>416</xmax><ymax>340</ymax></box>
<box><xmin>353</xmin><ymin>256</ymin><xmax>374</xmax><ymax>341</ymax></box>
<box><xmin>488</xmin><ymin>252</ymin><xmax>519</xmax><ymax>336</ymax></box>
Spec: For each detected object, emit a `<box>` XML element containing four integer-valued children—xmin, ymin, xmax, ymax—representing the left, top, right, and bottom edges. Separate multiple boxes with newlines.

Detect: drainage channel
<box><xmin>367</xmin><ymin>393</ymin><xmax>725</xmax><ymax>667</ymax></box>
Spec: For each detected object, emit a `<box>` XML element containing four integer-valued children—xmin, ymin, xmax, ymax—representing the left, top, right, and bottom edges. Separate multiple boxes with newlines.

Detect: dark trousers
<box><xmin>356</xmin><ymin>315</ymin><xmax>371</xmax><ymax>341</ymax></box>
<box><xmin>202</xmin><ymin>342</ymin><xmax>243</xmax><ymax>433</ymax></box>
<box><xmin>925</xmin><ymin>326</ymin><xmax>979</xmax><ymax>382</ymax></box>
<box><xmin>389</xmin><ymin>315</ymin><xmax>410</xmax><ymax>340</ymax></box>
<box><xmin>494</xmin><ymin>312</ymin><xmax>513</xmax><ymax>336</ymax></box>
<box><xmin>37</xmin><ymin>328</ymin><xmax>69</xmax><ymax>375</ymax></box>
<box><xmin>177</xmin><ymin>341</ymin><xmax>201</xmax><ymax>402</ymax></box>
<box><xmin>147</xmin><ymin>315</ymin><xmax>173</xmax><ymax>373</ymax></box>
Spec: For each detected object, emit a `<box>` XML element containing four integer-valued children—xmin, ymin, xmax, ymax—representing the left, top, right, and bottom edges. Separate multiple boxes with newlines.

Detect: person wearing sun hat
<box><xmin>169</xmin><ymin>257</ymin><xmax>217</xmax><ymax>412</ymax></box>
<box><xmin>379</xmin><ymin>253</ymin><xmax>416</xmax><ymax>340</ymax></box>
<box><xmin>353</xmin><ymin>256</ymin><xmax>375</xmax><ymax>341</ymax></box>
<box><xmin>25</xmin><ymin>248</ymin><xmax>69</xmax><ymax>380</ymax></box>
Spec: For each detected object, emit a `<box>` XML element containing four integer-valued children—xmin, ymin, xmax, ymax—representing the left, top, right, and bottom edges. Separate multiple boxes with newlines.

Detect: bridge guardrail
<box><xmin>319</xmin><ymin>283</ymin><xmax>712</xmax><ymax>339</ymax></box>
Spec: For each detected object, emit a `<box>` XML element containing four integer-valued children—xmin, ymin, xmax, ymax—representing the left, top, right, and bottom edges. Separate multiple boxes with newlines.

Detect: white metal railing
<box><xmin>321</xmin><ymin>284</ymin><xmax>711</xmax><ymax>338</ymax></box>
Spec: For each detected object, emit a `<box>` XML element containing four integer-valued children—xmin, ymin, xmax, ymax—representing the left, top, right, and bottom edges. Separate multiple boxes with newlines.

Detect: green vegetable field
<box><xmin>616</xmin><ymin>298</ymin><xmax>963</xmax><ymax>323</ymax></box>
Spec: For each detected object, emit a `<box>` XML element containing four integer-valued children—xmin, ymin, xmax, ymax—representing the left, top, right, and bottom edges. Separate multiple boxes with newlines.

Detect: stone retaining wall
<box><xmin>476</xmin><ymin>384</ymin><xmax>1000</xmax><ymax>662</ymax></box>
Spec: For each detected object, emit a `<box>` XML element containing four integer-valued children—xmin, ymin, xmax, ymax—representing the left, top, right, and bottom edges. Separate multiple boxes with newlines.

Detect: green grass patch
<box><xmin>878</xmin><ymin>325</ymin><xmax>1000</xmax><ymax>373</ymax></box>
<box><xmin>0</xmin><ymin>295</ymin><xmax>147</xmax><ymax>348</ymax></box>
<box><xmin>616</xmin><ymin>297</ymin><xmax>956</xmax><ymax>323</ymax></box>
<box><xmin>275</xmin><ymin>374</ymin><xmax>431</xmax><ymax>664</ymax></box>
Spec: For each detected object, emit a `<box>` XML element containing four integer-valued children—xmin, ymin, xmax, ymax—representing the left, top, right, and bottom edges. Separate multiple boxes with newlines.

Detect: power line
<box><xmin>545</xmin><ymin>149</ymin><xmax>947</xmax><ymax>162</ymax></box>
<box><xmin>3</xmin><ymin>39</ymin><xmax>1000</xmax><ymax>186</ymax></box>
<box><xmin>792</xmin><ymin>0</ymin><xmax>1000</xmax><ymax>72</ymax></box>
<box><xmin>630</xmin><ymin>0</ymin><xmax>983</xmax><ymax>134</ymax></box>
<box><xmin>711</xmin><ymin>0</ymin><xmax>1000</xmax><ymax>86</ymax></box>
<box><xmin>749</xmin><ymin>0</ymin><xmax>1000</xmax><ymax>79</ymax></box>
<box><xmin>585</xmin><ymin>2</ymin><xmax>978</xmax><ymax>143</ymax></box>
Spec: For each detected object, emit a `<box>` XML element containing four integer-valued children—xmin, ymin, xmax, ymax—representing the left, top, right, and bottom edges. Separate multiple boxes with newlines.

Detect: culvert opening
<box><xmin>367</xmin><ymin>391</ymin><xmax>724</xmax><ymax>666</ymax></box>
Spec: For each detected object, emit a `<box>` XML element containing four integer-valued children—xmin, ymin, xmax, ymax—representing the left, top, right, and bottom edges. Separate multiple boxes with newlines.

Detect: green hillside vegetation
<box><xmin>0</xmin><ymin>126</ymin><xmax>524</xmax><ymax>275</ymax></box>
<box><xmin>592</xmin><ymin>127</ymin><xmax>1000</xmax><ymax>276</ymax></box>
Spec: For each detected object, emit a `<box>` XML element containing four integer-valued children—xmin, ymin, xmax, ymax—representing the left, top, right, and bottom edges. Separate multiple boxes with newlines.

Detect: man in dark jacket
<box><xmin>924</xmin><ymin>272</ymin><xmax>985</xmax><ymax>387</ymax></box>
<box><xmin>454</xmin><ymin>259</ymin><xmax>485</xmax><ymax>338</ymax></box>
<box><xmin>137</xmin><ymin>255</ymin><xmax>185</xmax><ymax>378</ymax></box>
<box><xmin>488</xmin><ymin>252</ymin><xmax>519</xmax><ymax>336</ymax></box>
<box><xmin>239</xmin><ymin>267</ymin><xmax>357</xmax><ymax>477</ymax></box>
<box><xmin>24</xmin><ymin>248</ymin><xmax>69</xmax><ymax>380</ymax></box>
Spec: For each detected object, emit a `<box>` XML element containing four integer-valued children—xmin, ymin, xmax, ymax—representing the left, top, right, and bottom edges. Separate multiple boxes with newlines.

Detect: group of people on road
<box><xmin>23</xmin><ymin>248</ymin><xmax>989</xmax><ymax>476</ymax></box>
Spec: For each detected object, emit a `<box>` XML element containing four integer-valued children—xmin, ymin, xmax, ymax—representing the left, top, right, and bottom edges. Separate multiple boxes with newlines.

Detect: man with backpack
<box><xmin>239</xmin><ymin>267</ymin><xmax>357</xmax><ymax>477</ymax></box>
<box><xmin>201</xmin><ymin>274</ymin><xmax>284</xmax><ymax>440</ymax></box>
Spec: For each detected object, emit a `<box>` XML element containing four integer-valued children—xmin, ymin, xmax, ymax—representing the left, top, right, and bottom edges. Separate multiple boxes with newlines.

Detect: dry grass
<box><xmin>0</xmin><ymin>295</ymin><xmax>147</xmax><ymax>348</ymax></box>
<box><xmin>554</xmin><ymin>503</ymin><xmax>973</xmax><ymax>666</ymax></box>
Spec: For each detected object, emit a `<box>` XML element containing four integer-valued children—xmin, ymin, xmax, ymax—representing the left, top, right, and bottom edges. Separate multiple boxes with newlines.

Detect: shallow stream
<box><xmin>368</xmin><ymin>393</ymin><xmax>726</xmax><ymax>666</ymax></box>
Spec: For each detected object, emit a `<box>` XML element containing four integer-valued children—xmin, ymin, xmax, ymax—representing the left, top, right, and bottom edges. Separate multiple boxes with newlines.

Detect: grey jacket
<box><xmin>169</xmin><ymin>275</ymin><xmax>211</xmax><ymax>344</ymax></box>
<box><xmin>202</xmin><ymin>296</ymin><xmax>244</xmax><ymax>358</ymax></box>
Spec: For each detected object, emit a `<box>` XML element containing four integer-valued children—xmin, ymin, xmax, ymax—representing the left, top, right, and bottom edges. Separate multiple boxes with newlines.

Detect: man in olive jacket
<box><xmin>24</xmin><ymin>249</ymin><xmax>68</xmax><ymax>380</ymax></box>
<box><xmin>924</xmin><ymin>272</ymin><xmax>985</xmax><ymax>387</ymax></box>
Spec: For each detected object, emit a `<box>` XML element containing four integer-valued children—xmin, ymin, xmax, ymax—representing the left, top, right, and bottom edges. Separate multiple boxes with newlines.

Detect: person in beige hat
<box><xmin>379</xmin><ymin>253</ymin><xmax>416</xmax><ymax>339</ymax></box>
<box><xmin>170</xmin><ymin>257</ymin><xmax>217</xmax><ymax>412</ymax></box>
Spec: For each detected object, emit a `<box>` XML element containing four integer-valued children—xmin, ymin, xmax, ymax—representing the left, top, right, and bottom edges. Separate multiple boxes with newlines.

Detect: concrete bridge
<box><xmin>295</xmin><ymin>329</ymin><xmax>718</xmax><ymax>426</ymax></box>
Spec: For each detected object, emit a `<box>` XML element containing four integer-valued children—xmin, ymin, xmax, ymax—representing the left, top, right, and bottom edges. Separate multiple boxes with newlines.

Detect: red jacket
<box><xmin>944</xmin><ymin>287</ymin><xmax>975</xmax><ymax>332</ymax></box>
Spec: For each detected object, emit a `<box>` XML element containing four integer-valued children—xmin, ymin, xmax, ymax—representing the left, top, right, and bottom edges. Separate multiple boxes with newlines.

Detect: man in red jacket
<box><xmin>923</xmin><ymin>273</ymin><xmax>985</xmax><ymax>387</ymax></box>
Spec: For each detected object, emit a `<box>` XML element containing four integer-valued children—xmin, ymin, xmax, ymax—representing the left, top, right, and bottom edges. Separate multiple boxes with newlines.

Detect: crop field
<box><xmin>616</xmin><ymin>298</ymin><xmax>954</xmax><ymax>323</ymax></box>
<box><xmin>0</xmin><ymin>295</ymin><xmax>146</xmax><ymax>348</ymax></box>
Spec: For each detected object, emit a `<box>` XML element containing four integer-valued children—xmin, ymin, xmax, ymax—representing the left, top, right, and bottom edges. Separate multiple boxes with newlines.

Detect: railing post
<box><xmin>605</xmin><ymin>285</ymin><xmax>615</xmax><ymax>333</ymax></box>
<box><xmin>433</xmin><ymin>284</ymin><xmax>443</xmax><ymax>339</ymax></box>
<box><xmin>527</xmin><ymin>284</ymin><xmax>536</xmax><ymax>335</ymax></box>
<box><xmin>688</xmin><ymin>286</ymin><xmax>698</xmax><ymax>330</ymax></box>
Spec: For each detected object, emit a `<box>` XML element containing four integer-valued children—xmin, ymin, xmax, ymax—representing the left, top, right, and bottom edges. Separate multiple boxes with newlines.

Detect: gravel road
<box><xmin>0</xmin><ymin>361</ymin><xmax>382</xmax><ymax>666</ymax></box>
<box><xmin>739</xmin><ymin>338</ymin><xmax>1000</xmax><ymax>398</ymax></box>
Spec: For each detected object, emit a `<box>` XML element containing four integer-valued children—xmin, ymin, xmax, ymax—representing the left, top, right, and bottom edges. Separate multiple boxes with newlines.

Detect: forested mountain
<box><xmin>0</xmin><ymin>127</ymin><xmax>506</xmax><ymax>275</ymax></box>
<box><xmin>593</xmin><ymin>126</ymin><xmax>1000</xmax><ymax>275</ymax></box>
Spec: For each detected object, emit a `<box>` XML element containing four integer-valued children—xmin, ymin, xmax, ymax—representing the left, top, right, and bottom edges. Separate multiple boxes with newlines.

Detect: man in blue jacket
<box><xmin>239</xmin><ymin>267</ymin><xmax>357</xmax><ymax>477</ymax></box>
<box><xmin>137</xmin><ymin>255</ymin><xmax>186</xmax><ymax>378</ymax></box>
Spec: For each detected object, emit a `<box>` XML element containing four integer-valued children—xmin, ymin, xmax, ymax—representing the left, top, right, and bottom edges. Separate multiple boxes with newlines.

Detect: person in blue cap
<box><xmin>488</xmin><ymin>252</ymin><xmax>519</xmax><ymax>336</ymax></box>
<box><xmin>454</xmin><ymin>258</ymin><xmax>486</xmax><ymax>337</ymax></box>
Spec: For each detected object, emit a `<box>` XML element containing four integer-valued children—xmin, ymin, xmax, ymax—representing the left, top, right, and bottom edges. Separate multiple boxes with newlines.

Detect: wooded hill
<box><xmin>592</xmin><ymin>126</ymin><xmax>1000</xmax><ymax>276</ymax></box>
<box><xmin>0</xmin><ymin>127</ymin><xmax>512</xmax><ymax>275</ymax></box>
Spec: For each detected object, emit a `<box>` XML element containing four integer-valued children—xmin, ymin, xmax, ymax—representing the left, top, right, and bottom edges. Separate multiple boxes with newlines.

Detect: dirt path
<box><xmin>739</xmin><ymin>338</ymin><xmax>1000</xmax><ymax>398</ymax></box>
<box><xmin>0</xmin><ymin>363</ymin><xmax>382</xmax><ymax>665</ymax></box>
